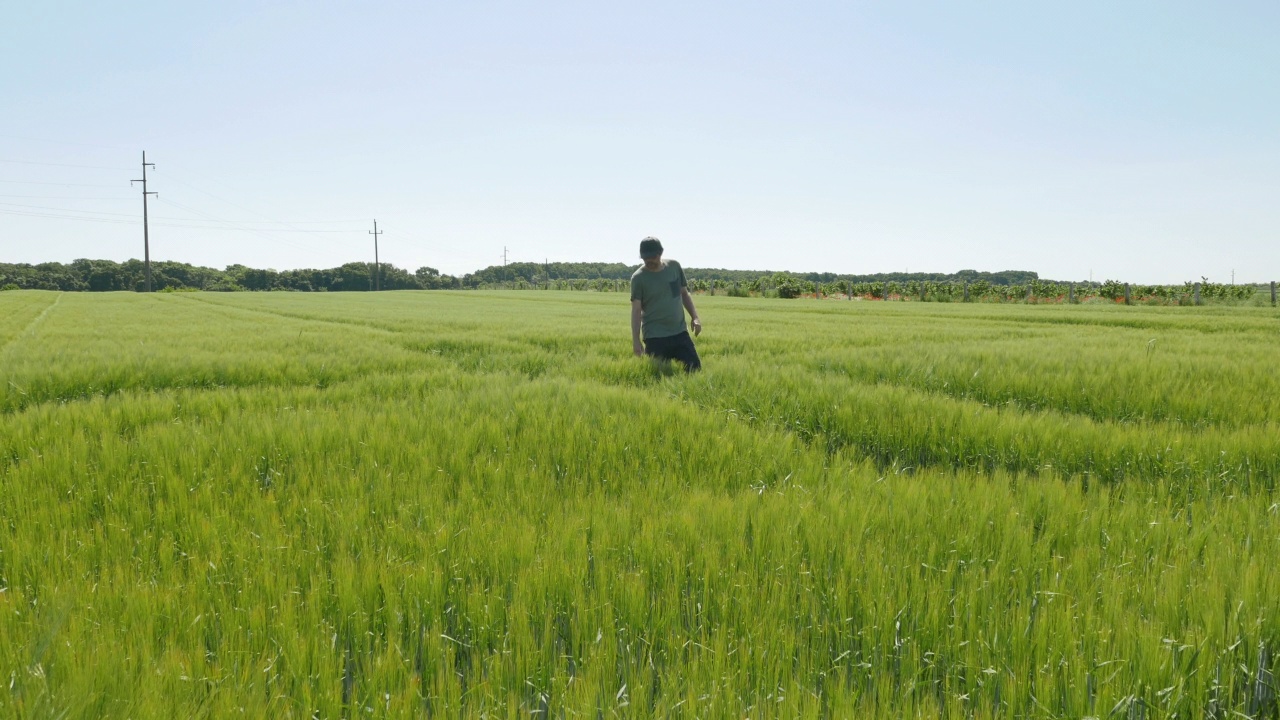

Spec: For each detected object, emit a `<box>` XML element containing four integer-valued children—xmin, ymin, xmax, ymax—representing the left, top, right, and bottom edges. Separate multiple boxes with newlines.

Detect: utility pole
<box><xmin>369</xmin><ymin>220</ymin><xmax>382</xmax><ymax>291</ymax></box>
<box><xmin>503</xmin><ymin>246</ymin><xmax>509</xmax><ymax>266</ymax></box>
<box><xmin>131</xmin><ymin>152</ymin><xmax>157</xmax><ymax>292</ymax></box>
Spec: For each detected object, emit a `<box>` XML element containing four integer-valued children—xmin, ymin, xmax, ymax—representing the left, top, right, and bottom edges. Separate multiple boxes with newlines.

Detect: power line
<box><xmin>0</xmin><ymin>200</ymin><xmax>359</xmax><ymax>228</ymax></box>
<box><xmin>1</xmin><ymin>157</ymin><xmax>363</xmax><ymax>228</ymax></box>
<box><xmin>159</xmin><ymin>165</ymin><xmax>364</xmax><ymax>230</ymax></box>
<box><xmin>153</xmin><ymin>223</ymin><xmax>356</xmax><ymax>233</ymax></box>
<box><xmin>0</xmin><ymin>208</ymin><xmax>137</xmax><ymax>225</ymax></box>
<box><xmin>0</xmin><ymin>133</ymin><xmax>136</xmax><ymax>151</ymax></box>
<box><xmin>1</xmin><ymin>154</ymin><xmax>381</xmax><ymax>265</ymax></box>
<box><xmin>0</xmin><ymin>158</ymin><xmax>132</xmax><ymax>171</ymax></box>
<box><xmin>154</xmin><ymin>197</ymin><xmax>331</xmax><ymax>257</ymax></box>
<box><xmin>370</xmin><ymin>220</ymin><xmax>383</xmax><ymax>291</ymax></box>
<box><xmin>0</xmin><ymin>180</ymin><xmax>126</xmax><ymax>188</ymax></box>
<box><xmin>0</xmin><ymin>205</ymin><xmax>364</xmax><ymax>233</ymax></box>
<box><xmin>0</xmin><ymin>202</ymin><xmax>138</xmax><ymax>217</ymax></box>
<box><xmin>156</xmin><ymin>167</ymin><xmax>360</xmax><ymax>253</ymax></box>
<box><xmin>157</xmin><ymin>218</ymin><xmax>366</xmax><ymax>224</ymax></box>
<box><xmin>0</xmin><ymin>194</ymin><xmax>134</xmax><ymax>200</ymax></box>
<box><xmin>131</xmin><ymin>152</ymin><xmax>157</xmax><ymax>292</ymax></box>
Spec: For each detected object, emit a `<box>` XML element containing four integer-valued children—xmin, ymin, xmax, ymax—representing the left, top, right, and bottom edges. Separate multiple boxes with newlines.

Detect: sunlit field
<box><xmin>2</xmin><ymin>289</ymin><xmax>1278</xmax><ymax>718</ymax></box>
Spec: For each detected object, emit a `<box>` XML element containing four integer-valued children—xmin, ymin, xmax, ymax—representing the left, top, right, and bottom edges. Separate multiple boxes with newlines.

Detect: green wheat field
<box><xmin>1</xmin><ymin>289</ymin><xmax>1278</xmax><ymax>719</ymax></box>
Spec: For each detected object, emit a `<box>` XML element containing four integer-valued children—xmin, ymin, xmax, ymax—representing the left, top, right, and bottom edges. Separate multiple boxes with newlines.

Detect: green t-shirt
<box><xmin>630</xmin><ymin>260</ymin><xmax>688</xmax><ymax>340</ymax></box>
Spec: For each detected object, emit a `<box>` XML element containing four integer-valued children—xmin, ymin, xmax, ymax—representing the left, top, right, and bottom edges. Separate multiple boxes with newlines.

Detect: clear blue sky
<box><xmin>3</xmin><ymin>1</ymin><xmax>1277</xmax><ymax>282</ymax></box>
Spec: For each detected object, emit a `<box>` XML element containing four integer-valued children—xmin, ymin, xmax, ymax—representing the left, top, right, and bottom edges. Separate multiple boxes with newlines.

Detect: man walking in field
<box><xmin>630</xmin><ymin>237</ymin><xmax>702</xmax><ymax>372</ymax></box>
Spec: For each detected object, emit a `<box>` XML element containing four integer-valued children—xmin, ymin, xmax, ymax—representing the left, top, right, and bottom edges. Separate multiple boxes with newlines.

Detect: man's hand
<box><xmin>633</xmin><ymin>339</ymin><xmax>645</xmax><ymax>357</ymax></box>
<box><xmin>691</xmin><ymin>318</ymin><xmax>702</xmax><ymax>337</ymax></box>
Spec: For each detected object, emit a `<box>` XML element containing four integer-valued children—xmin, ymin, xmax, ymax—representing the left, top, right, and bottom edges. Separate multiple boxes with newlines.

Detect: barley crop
<box><xmin>1</xmin><ymin>290</ymin><xmax>1277</xmax><ymax>718</ymax></box>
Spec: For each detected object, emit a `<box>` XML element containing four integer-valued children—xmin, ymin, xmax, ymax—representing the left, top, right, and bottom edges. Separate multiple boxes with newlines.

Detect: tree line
<box><xmin>1</xmin><ymin>259</ymin><xmax>1038</xmax><ymax>293</ymax></box>
<box><xmin>0</xmin><ymin>259</ymin><xmax>460</xmax><ymax>292</ymax></box>
<box><xmin>1</xmin><ymin>260</ymin><xmax>1264</xmax><ymax>304</ymax></box>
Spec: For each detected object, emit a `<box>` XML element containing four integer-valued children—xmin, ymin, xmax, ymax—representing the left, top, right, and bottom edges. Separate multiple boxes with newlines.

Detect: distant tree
<box><xmin>377</xmin><ymin>264</ymin><xmax>419</xmax><ymax>290</ymax></box>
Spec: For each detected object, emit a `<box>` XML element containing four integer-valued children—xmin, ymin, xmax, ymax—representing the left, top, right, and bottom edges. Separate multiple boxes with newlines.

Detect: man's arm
<box><xmin>631</xmin><ymin>299</ymin><xmax>645</xmax><ymax>356</ymax></box>
<box><xmin>680</xmin><ymin>288</ymin><xmax>702</xmax><ymax>336</ymax></box>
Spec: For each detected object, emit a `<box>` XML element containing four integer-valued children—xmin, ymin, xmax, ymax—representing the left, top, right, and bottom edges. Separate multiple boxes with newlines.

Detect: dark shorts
<box><xmin>644</xmin><ymin>331</ymin><xmax>701</xmax><ymax>372</ymax></box>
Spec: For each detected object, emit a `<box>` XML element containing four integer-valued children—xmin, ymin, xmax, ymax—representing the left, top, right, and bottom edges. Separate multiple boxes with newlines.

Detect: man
<box><xmin>630</xmin><ymin>237</ymin><xmax>702</xmax><ymax>372</ymax></box>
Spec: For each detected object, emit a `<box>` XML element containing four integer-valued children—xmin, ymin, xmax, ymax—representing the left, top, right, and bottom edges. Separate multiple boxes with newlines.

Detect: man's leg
<box><xmin>645</xmin><ymin>332</ymin><xmax>700</xmax><ymax>372</ymax></box>
<box><xmin>671</xmin><ymin>331</ymin><xmax>701</xmax><ymax>372</ymax></box>
<box><xmin>644</xmin><ymin>334</ymin><xmax>681</xmax><ymax>368</ymax></box>
<box><xmin>642</xmin><ymin>335</ymin><xmax>670</xmax><ymax>359</ymax></box>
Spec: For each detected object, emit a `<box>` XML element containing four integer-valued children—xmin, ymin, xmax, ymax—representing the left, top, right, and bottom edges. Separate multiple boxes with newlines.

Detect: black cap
<box><xmin>639</xmin><ymin>237</ymin><xmax>663</xmax><ymax>258</ymax></box>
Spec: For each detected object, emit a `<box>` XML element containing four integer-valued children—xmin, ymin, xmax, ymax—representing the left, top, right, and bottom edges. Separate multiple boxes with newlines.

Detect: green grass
<box><xmin>1</xmin><ymin>290</ymin><xmax>1278</xmax><ymax>718</ymax></box>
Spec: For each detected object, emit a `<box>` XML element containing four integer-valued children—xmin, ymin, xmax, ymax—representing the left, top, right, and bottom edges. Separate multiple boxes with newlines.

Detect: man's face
<box><xmin>643</xmin><ymin>254</ymin><xmax>662</xmax><ymax>270</ymax></box>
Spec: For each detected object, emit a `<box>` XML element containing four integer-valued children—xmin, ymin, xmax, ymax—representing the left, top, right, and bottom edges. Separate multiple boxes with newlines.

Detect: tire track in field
<box><xmin>917</xmin><ymin>308</ymin><xmax>1265</xmax><ymax>335</ymax></box>
<box><xmin>0</xmin><ymin>361</ymin><xmax>416</xmax><ymax>418</ymax></box>
<box><xmin>0</xmin><ymin>292</ymin><xmax>62</xmax><ymax>357</ymax></box>
<box><xmin>686</xmin><ymin>363</ymin><xmax>1280</xmax><ymax>488</ymax></box>
<box><xmin>174</xmin><ymin>294</ymin><xmax>405</xmax><ymax>337</ymax></box>
<box><xmin>177</xmin><ymin>293</ymin><xmax>621</xmax><ymax>384</ymax></box>
<box><xmin>174</xmin><ymin>294</ymin><xmax>493</xmax><ymax>363</ymax></box>
<box><xmin>0</xmin><ymin>295</ymin><xmax>428</xmax><ymax>417</ymax></box>
<box><xmin>807</xmin><ymin>362</ymin><xmax>1233</xmax><ymax>432</ymax></box>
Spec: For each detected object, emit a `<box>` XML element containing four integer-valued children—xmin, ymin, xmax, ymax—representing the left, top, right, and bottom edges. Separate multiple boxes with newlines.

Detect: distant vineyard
<box><xmin>475</xmin><ymin>275</ymin><xmax>1268</xmax><ymax>305</ymax></box>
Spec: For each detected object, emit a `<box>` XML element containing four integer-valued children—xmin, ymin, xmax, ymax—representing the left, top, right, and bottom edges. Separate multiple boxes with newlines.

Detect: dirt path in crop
<box><xmin>0</xmin><ymin>292</ymin><xmax>62</xmax><ymax>358</ymax></box>
<box><xmin>173</xmin><ymin>293</ymin><xmax>405</xmax><ymax>336</ymax></box>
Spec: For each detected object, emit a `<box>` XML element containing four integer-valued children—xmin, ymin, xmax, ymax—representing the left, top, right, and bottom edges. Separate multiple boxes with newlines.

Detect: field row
<box><xmin>4</xmin><ymin>291</ymin><xmax>1279</xmax><ymax>488</ymax></box>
